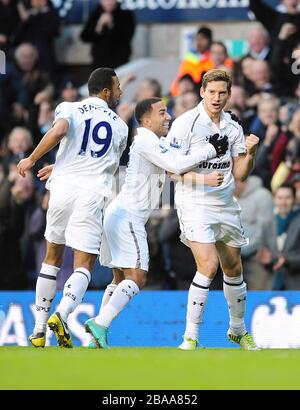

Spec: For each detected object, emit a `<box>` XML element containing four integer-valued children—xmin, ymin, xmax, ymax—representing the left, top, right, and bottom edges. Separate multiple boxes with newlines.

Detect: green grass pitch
<box><xmin>1</xmin><ymin>347</ymin><xmax>300</xmax><ymax>390</ymax></box>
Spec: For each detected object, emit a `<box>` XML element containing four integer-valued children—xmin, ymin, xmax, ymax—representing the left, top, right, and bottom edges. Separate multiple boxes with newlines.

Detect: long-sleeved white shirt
<box><xmin>110</xmin><ymin>126</ymin><xmax>217</xmax><ymax>221</ymax></box>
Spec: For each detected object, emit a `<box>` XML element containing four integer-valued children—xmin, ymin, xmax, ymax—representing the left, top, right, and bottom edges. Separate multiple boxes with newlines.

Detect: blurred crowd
<box><xmin>1</xmin><ymin>0</ymin><xmax>300</xmax><ymax>291</ymax></box>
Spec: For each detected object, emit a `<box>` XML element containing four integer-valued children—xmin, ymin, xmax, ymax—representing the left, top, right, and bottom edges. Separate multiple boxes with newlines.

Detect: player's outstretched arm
<box><xmin>232</xmin><ymin>134</ymin><xmax>259</xmax><ymax>182</ymax></box>
<box><xmin>141</xmin><ymin>140</ymin><xmax>220</xmax><ymax>175</ymax></box>
<box><xmin>17</xmin><ymin>119</ymin><xmax>69</xmax><ymax>177</ymax></box>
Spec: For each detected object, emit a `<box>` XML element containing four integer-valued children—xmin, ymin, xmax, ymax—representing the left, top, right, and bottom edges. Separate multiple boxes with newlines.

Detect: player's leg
<box><xmin>217</xmin><ymin>242</ymin><xmax>259</xmax><ymax>350</ymax></box>
<box><xmin>85</xmin><ymin>212</ymin><xmax>148</xmax><ymax>347</ymax></box>
<box><xmin>85</xmin><ymin>267</ymin><xmax>146</xmax><ymax>349</ymax></box>
<box><xmin>48</xmin><ymin>189</ymin><xmax>104</xmax><ymax>347</ymax></box>
<box><xmin>99</xmin><ymin>268</ymin><xmax>124</xmax><ymax>313</ymax></box>
<box><xmin>30</xmin><ymin>241</ymin><xmax>64</xmax><ymax>347</ymax></box>
<box><xmin>48</xmin><ymin>250</ymin><xmax>97</xmax><ymax>348</ymax></box>
<box><xmin>179</xmin><ymin>242</ymin><xmax>219</xmax><ymax>350</ymax></box>
<box><xmin>88</xmin><ymin>268</ymin><xmax>124</xmax><ymax>348</ymax></box>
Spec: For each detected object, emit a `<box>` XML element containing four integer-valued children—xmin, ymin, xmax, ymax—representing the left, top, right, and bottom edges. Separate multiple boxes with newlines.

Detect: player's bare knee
<box><xmin>223</xmin><ymin>261</ymin><xmax>242</xmax><ymax>277</ymax></box>
<box><xmin>124</xmin><ymin>268</ymin><xmax>147</xmax><ymax>289</ymax></box>
<box><xmin>196</xmin><ymin>262</ymin><xmax>218</xmax><ymax>279</ymax></box>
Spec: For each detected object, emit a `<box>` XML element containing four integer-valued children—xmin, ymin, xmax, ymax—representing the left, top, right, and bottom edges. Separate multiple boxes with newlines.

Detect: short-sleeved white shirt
<box><xmin>165</xmin><ymin>101</ymin><xmax>246</xmax><ymax>206</ymax></box>
<box><xmin>48</xmin><ymin>97</ymin><xmax>128</xmax><ymax>196</ymax></box>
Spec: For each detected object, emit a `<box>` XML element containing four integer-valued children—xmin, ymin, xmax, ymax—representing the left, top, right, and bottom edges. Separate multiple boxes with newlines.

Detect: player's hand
<box><xmin>17</xmin><ymin>157</ymin><xmax>35</xmax><ymax>177</ymax></box>
<box><xmin>204</xmin><ymin>171</ymin><xmax>224</xmax><ymax>187</ymax></box>
<box><xmin>209</xmin><ymin>133</ymin><xmax>228</xmax><ymax>156</ymax></box>
<box><xmin>245</xmin><ymin>134</ymin><xmax>259</xmax><ymax>156</ymax></box>
<box><xmin>37</xmin><ymin>164</ymin><xmax>53</xmax><ymax>181</ymax></box>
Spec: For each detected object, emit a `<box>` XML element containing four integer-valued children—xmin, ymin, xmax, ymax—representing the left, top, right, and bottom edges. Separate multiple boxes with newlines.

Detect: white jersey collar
<box><xmin>198</xmin><ymin>101</ymin><xmax>226</xmax><ymax>130</ymax></box>
<box><xmin>137</xmin><ymin>127</ymin><xmax>160</xmax><ymax>141</ymax></box>
<box><xmin>84</xmin><ymin>97</ymin><xmax>109</xmax><ymax>108</ymax></box>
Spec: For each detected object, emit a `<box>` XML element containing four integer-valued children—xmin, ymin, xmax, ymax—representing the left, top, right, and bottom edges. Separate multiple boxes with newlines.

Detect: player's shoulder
<box><xmin>134</xmin><ymin>129</ymin><xmax>155</xmax><ymax>149</ymax></box>
<box><xmin>54</xmin><ymin>101</ymin><xmax>73</xmax><ymax>116</ymax></box>
<box><xmin>224</xmin><ymin>110</ymin><xmax>243</xmax><ymax>131</ymax></box>
<box><xmin>171</xmin><ymin>106</ymin><xmax>199</xmax><ymax>128</ymax></box>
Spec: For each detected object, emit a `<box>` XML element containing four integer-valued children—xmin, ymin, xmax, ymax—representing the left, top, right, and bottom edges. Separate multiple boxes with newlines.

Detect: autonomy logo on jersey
<box><xmin>52</xmin><ymin>0</ymin><xmax>74</xmax><ymax>18</ymax></box>
<box><xmin>251</xmin><ymin>296</ymin><xmax>300</xmax><ymax>348</ymax></box>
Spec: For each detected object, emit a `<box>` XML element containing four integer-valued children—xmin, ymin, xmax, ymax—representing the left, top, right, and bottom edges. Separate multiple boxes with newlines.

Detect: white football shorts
<box><xmin>45</xmin><ymin>179</ymin><xmax>105</xmax><ymax>254</ymax></box>
<box><xmin>100</xmin><ymin>206</ymin><xmax>149</xmax><ymax>271</ymax></box>
<box><xmin>176</xmin><ymin>202</ymin><xmax>248</xmax><ymax>248</ymax></box>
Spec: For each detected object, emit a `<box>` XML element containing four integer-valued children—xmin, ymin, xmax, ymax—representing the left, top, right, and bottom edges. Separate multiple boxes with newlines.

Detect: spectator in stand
<box><xmin>245</xmin><ymin>24</ymin><xmax>271</xmax><ymax>62</ymax></box>
<box><xmin>253</xmin><ymin>97</ymin><xmax>282</xmax><ymax>188</ymax></box>
<box><xmin>291</xmin><ymin>173</ymin><xmax>300</xmax><ymax>206</ymax></box>
<box><xmin>246</xmin><ymin>60</ymin><xmax>274</xmax><ymax>107</ymax></box>
<box><xmin>177</xmin><ymin>74</ymin><xmax>198</xmax><ymax>96</ymax></box>
<box><xmin>225</xmin><ymin>85</ymin><xmax>254</xmax><ymax>132</ymax></box>
<box><xmin>0</xmin><ymin>61</ymin><xmax>28</xmax><ymax>141</ymax></box>
<box><xmin>14</xmin><ymin>0</ymin><xmax>60</xmax><ymax>78</ymax></box>
<box><xmin>0</xmin><ymin>0</ymin><xmax>21</xmax><ymax>55</ymax></box>
<box><xmin>249</xmin><ymin>0</ymin><xmax>300</xmax><ymax>46</ymax></box>
<box><xmin>235</xmin><ymin>176</ymin><xmax>274</xmax><ymax>290</ymax></box>
<box><xmin>171</xmin><ymin>26</ymin><xmax>213</xmax><ymax>97</ymax></box>
<box><xmin>258</xmin><ymin>183</ymin><xmax>300</xmax><ymax>290</ymax></box>
<box><xmin>209</xmin><ymin>41</ymin><xmax>234</xmax><ymax>72</ymax></box>
<box><xmin>57</xmin><ymin>78</ymin><xmax>81</xmax><ymax>104</ymax></box>
<box><xmin>1</xmin><ymin>126</ymin><xmax>52</xmax><ymax>180</ymax></box>
<box><xmin>271</xmin><ymin>110</ymin><xmax>300</xmax><ymax>190</ymax></box>
<box><xmin>13</xmin><ymin>43</ymin><xmax>53</xmax><ymax>106</ymax></box>
<box><xmin>271</xmin><ymin>36</ymin><xmax>300</xmax><ymax>98</ymax></box>
<box><xmin>0</xmin><ymin>162</ymin><xmax>34</xmax><ymax>289</ymax></box>
<box><xmin>249</xmin><ymin>1</ymin><xmax>300</xmax><ymax>97</ymax></box>
<box><xmin>251</xmin><ymin>96</ymin><xmax>280</xmax><ymax>141</ymax></box>
<box><xmin>10</xmin><ymin>43</ymin><xmax>54</xmax><ymax>138</ymax></box>
<box><xmin>80</xmin><ymin>0</ymin><xmax>135</xmax><ymax>71</ymax></box>
<box><xmin>172</xmin><ymin>91</ymin><xmax>200</xmax><ymax>118</ymax></box>
<box><xmin>2</xmin><ymin>126</ymin><xmax>33</xmax><ymax>171</ymax></box>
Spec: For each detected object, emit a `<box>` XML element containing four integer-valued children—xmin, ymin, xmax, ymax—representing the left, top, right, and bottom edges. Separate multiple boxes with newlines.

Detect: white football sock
<box><xmin>34</xmin><ymin>263</ymin><xmax>60</xmax><ymax>334</ymax></box>
<box><xmin>223</xmin><ymin>273</ymin><xmax>247</xmax><ymax>336</ymax></box>
<box><xmin>184</xmin><ymin>271</ymin><xmax>212</xmax><ymax>341</ymax></box>
<box><xmin>58</xmin><ymin>267</ymin><xmax>91</xmax><ymax>323</ymax></box>
<box><xmin>99</xmin><ymin>283</ymin><xmax>117</xmax><ymax>314</ymax></box>
<box><xmin>95</xmin><ymin>279</ymin><xmax>139</xmax><ymax>328</ymax></box>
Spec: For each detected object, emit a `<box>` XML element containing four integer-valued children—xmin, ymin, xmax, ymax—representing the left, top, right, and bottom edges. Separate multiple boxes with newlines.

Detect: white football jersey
<box><xmin>48</xmin><ymin>97</ymin><xmax>128</xmax><ymax>196</ymax></box>
<box><xmin>111</xmin><ymin>127</ymin><xmax>218</xmax><ymax>222</ymax></box>
<box><xmin>165</xmin><ymin>101</ymin><xmax>246</xmax><ymax>206</ymax></box>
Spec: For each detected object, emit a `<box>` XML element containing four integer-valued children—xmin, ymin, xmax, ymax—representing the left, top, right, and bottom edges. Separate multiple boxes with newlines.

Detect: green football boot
<box><xmin>178</xmin><ymin>336</ymin><xmax>198</xmax><ymax>350</ymax></box>
<box><xmin>88</xmin><ymin>337</ymin><xmax>98</xmax><ymax>349</ymax></box>
<box><xmin>84</xmin><ymin>318</ymin><xmax>109</xmax><ymax>349</ymax></box>
<box><xmin>227</xmin><ymin>330</ymin><xmax>260</xmax><ymax>351</ymax></box>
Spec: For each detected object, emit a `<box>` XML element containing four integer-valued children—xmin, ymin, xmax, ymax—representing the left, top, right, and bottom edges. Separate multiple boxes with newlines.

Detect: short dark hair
<box><xmin>88</xmin><ymin>67</ymin><xmax>117</xmax><ymax>95</ymax></box>
<box><xmin>197</xmin><ymin>26</ymin><xmax>212</xmax><ymax>41</ymax></box>
<box><xmin>135</xmin><ymin>97</ymin><xmax>161</xmax><ymax>124</ymax></box>
<box><xmin>277</xmin><ymin>182</ymin><xmax>296</xmax><ymax>197</ymax></box>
